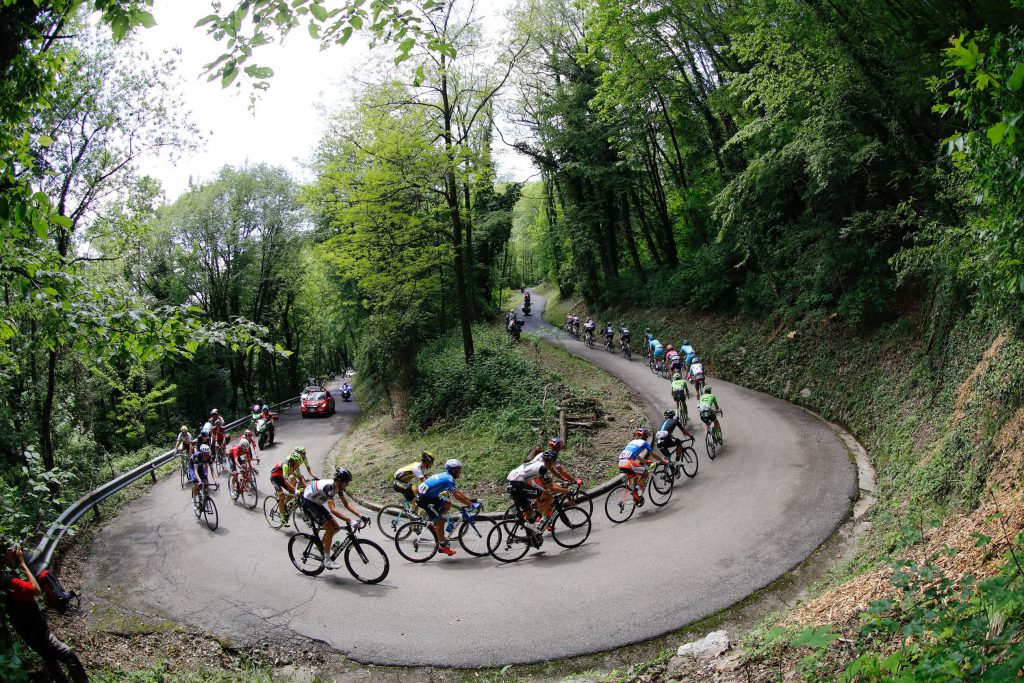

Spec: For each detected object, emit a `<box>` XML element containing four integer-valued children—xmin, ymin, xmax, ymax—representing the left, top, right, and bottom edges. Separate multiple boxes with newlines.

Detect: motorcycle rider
<box><xmin>340</xmin><ymin>382</ymin><xmax>353</xmax><ymax>401</ymax></box>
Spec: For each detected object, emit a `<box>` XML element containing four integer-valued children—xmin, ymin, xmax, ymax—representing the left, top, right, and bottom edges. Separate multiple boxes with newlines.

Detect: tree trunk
<box><xmin>621</xmin><ymin>196</ymin><xmax>647</xmax><ymax>283</ymax></box>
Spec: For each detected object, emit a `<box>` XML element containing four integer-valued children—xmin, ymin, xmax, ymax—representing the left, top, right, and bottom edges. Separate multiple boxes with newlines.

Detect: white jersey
<box><xmin>507</xmin><ymin>461</ymin><xmax>548</xmax><ymax>483</ymax></box>
<box><xmin>302</xmin><ymin>479</ymin><xmax>336</xmax><ymax>506</ymax></box>
<box><xmin>689</xmin><ymin>363</ymin><xmax>705</xmax><ymax>379</ymax></box>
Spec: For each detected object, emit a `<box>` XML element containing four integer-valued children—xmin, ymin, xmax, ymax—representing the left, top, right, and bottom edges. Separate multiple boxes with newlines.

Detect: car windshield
<box><xmin>306</xmin><ymin>392</ymin><xmax>326</xmax><ymax>401</ymax></box>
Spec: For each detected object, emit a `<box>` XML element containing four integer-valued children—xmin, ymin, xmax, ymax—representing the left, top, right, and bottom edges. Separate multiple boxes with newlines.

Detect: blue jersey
<box><xmin>651</xmin><ymin>340</ymin><xmax>664</xmax><ymax>357</ymax></box>
<box><xmin>617</xmin><ymin>439</ymin><xmax>652</xmax><ymax>466</ymax></box>
<box><xmin>685</xmin><ymin>351</ymin><xmax>698</xmax><ymax>366</ymax></box>
<box><xmin>681</xmin><ymin>344</ymin><xmax>695</xmax><ymax>356</ymax></box>
<box><xmin>418</xmin><ymin>472</ymin><xmax>457</xmax><ymax>498</ymax></box>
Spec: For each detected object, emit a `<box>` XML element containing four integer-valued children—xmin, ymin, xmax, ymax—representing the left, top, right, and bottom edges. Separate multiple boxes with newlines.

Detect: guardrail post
<box><xmin>92</xmin><ymin>505</ymin><xmax>101</xmax><ymax>520</ymax></box>
<box><xmin>150</xmin><ymin>469</ymin><xmax>157</xmax><ymax>484</ymax></box>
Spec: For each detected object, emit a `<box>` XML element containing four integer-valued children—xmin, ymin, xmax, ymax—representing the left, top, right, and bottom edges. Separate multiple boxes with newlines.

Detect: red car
<box><xmin>300</xmin><ymin>390</ymin><xmax>335</xmax><ymax>418</ymax></box>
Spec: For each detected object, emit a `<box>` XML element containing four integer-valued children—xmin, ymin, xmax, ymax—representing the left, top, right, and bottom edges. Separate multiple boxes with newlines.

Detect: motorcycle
<box><xmin>522</xmin><ymin>300</ymin><xmax>532</xmax><ymax>316</ymax></box>
<box><xmin>253</xmin><ymin>411</ymin><xmax>277</xmax><ymax>449</ymax></box>
<box><xmin>340</xmin><ymin>387</ymin><xmax>352</xmax><ymax>402</ymax></box>
<box><xmin>508</xmin><ymin>318</ymin><xmax>525</xmax><ymax>341</ymax></box>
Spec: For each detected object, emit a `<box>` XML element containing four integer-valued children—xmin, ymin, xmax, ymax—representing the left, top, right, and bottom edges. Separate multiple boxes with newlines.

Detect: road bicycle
<box><xmin>394</xmin><ymin>503</ymin><xmax>494</xmax><ymax>562</ymax></box>
<box><xmin>659</xmin><ymin>436</ymin><xmax>698</xmax><ymax>479</ymax></box>
<box><xmin>192</xmin><ymin>483</ymin><xmax>219</xmax><ymax>531</ymax></box>
<box><xmin>691</xmin><ymin>375</ymin><xmax>706</xmax><ymax>397</ymax></box>
<box><xmin>228</xmin><ymin>459</ymin><xmax>259</xmax><ymax>510</ymax></box>
<box><xmin>178</xmin><ymin>449</ymin><xmax>190</xmax><ymax>489</ymax></box>
<box><xmin>288</xmin><ymin>519</ymin><xmax>389</xmax><ymax>583</ymax></box>
<box><xmin>671</xmin><ymin>389</ymin><xmax>690</xmax><ymax>426</ymax></box>
<box><xmin>650</xmin><ymin>355</ymin><xmax>668</xmax><ymax>378</ymax></box>
<box><xmin>263</xmin><ymin>487</ymin><xmax>315</xmax><ymax>533</ymax></box>
<box><xmin>487</xmin><ymin>489</ymin><xmax>592</xmax><ymax>563</ymax></box>
<box><xmin>621</xmin><ymin>338</ymin><xmax>632</xmax><ymax>360</ymax></box>
<box><xmin>702</xmin><ymin>409</ymin><xmax>724</xmax><ymax>460</ymax></box>
<box><xmin>603</xmin><ymin>335</ymin><xmax>614</xmax><ymax>352</ymax></box>
<box><xmin>604</xmin><ymin>463</ymin><xmax>674</xmax><ymax>524</ymax></box>
<box><xmin>584</xmin><ymin>330</ymin><xmax>596</xmax><ymax>349</ymax></box>
<box><xmin>377</xmin><ymin>497</ymin><xmax>422</xmax><ymax>539</ymax></box>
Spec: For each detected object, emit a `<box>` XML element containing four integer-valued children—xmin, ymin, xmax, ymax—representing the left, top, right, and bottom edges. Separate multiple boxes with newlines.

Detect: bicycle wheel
<box><xmin>293</xmin><ymin>502</ymin><xmax>316</xmax><ymax>535</ymax></box>
<box><xmin>263</xmin><ymin>495</ymin><xmax>284</xmax><ymax>528</ymax></box>
<box><xmin>486</xmin><ymin>522</ymin><xmax>531</xmax><ymax>563</ymax></box>
<box><xmin>243</xmin><ymin>476</ymin><xmax>257</xmax><ymax>510</ymax></box>
<box><xmin>706</xmin><ymin>431</ymin><xmax>717</xmax><ymax>460</ymax></box>
<box><xmin>288</xmin><ymin>533</ymin><xmax>325</xmax><ymax>576</ymax></box>
<box><xmin>203</xmin><ymin>495</ymin><xmax>219</xmax><ymax>531</ymax></box>
<box><xmin>179</xmin><ymin>457</ymin><xmax>187</xmax><ymax>488</ymax></box>
<box><xmin>344</xmin><ymin>539</ymin><xmax>390</xmax><ymax>584</ymax></box>
<box><xmin>678</xmin><ymin>447</ymin><xmax>698</xmax><ymax>478</ymax></box>
<box><xmin>395</xmin><ymin>520</ymin><xmax>438</xmax><ymax>563</ymax></box>
<box><xmin>569</xmin><ymin>491</ymin><xmax>593</xmax><ymax>517</ymax></box>
<box><xmin>624</xmin><ymin>346</ymin><xmax>632</xmax><ymax>360</ymax></box>
<box><xmin>605</xmin><ymin>484</ymin><xmax>637</xmax><ymax>524</ymax></box>
<box><xmin>192</xmin><ymin>491</ymin><xmax>202</xmax><ymax>519</ymax></box>
<box><xmin>551</xmin><ymin>506</ymin><xmax>591</xmax><ymax>548</ymax></box>
<box><xmin>228</xmin><ymin>476</ymin><xmax>240</xmax><ymax>502</ymax></box>
<box><xmin>377</xmin><ymin>504</ymin><xmax>409</xmax><ymax>540</ymax></box>
<box><xmin>648</xmin><ymin>465</ymin><xmax>674</xmax><ymax>507</ymax></box>
<box><xmin>458</xmin><ymin>518</ymin><xmax>496</xmax><ymax>557</ymax></box>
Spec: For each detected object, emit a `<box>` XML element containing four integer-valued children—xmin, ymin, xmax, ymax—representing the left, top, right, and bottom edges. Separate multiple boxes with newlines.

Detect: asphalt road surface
<box><xmin>84</xmin><ymin>295</ymin><xmax>857</xmax><ymax>667</ymax></box>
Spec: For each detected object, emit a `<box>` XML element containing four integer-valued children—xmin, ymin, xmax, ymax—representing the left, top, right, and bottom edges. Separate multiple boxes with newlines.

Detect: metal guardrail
<box><xmin>30</xmin><ymin>396</ymin><xmax>300</xmax><ymax>573</ymax></box>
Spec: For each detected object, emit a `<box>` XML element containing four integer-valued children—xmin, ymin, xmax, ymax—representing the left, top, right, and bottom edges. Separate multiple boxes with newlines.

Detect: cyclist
<box><xmin>655</xmin><ymin>409</ymin><xmax>695</xmax><ymax>464</ymax></box>
<box><xmin>642</xmin><ymin>328</ymin><xmax>654</xmax><ymax>356</ymax></box>
<box><xmin>698</xmin><ymin>386</ymin><xmax>724</xmax><ymax>439</ymax></box>
<box><xmin>680</xmin><ymin>339</ymin><xmax>696</xmax><ymax>357</ymax></box>
<box><xmin>583</xmin><ymin>317</ymin><xmax>596</xmax><ymax>344</ymax></box>
<box><xmin>617</xmin><ymin>428</ymin><xmax>670</xmax><ymax>504</ymax></box>
<box><xmin>228</xmin><ymin>437</ymin><xmax>254</xmax><ymax>493</ymax></box>
<box><xmin>285</xmin><ymin>445</ymin><xmax>318</xmax><ymax>482</ymax></box>
<box><xmin>687</xmin><ymin>356</ymin><xmax>706</xmax><ymax>395</ymax></box>
<box><xmin>671</xmin><ymin>372</ymin><xmax>690</xmax><ymax>421</ymax></box>
<box><xmin>530</xmin><ymin>437</ymin><xmax>583</xmax><ymax>487</ymax></box>
<box><xmin>507</xmin><ymin>451</ymin><xmax>572</xmax><ymax>526</ymax></box>
<box><xmin>242</xmin><ymin>428</ymin><xmax>258</xmax><ymax>456</ymax></box>
<box><xmin>300</xmin><ymin>468</ymin><xmax>369</xmax><ymax>570</ymax></box>
<box><xmin>190</xmin><ymin>444</ymin><xmax>214</xmax><ymax>498</ymax></box>
<box><xmin>270</xmin><ymin>458</ymin><xmax>303</xmax><ymax>524</ymax></box>
<box><xmin>618</xmin><ymin>324</ymin><xmax>631</xmax><ymax>351</ymax></box>
<box><xmin>415</xmin><ymin>459</ymin><xmax>480</xmax><ymax>557</ymax></box>
<box><xmin>602</xmin><ymin>321</ymin><xmax>615</xmax><ymax>348</ymax></box>
<box><xmin>175</xmin><ymin>425</ymin><xmax>192</xmax><ymax>454</ymax></box>
<box><xmin>570</xmin><ymin>314</ymin><xmax>580</xmax><ymax>338</ymax></box>
<box><xmin>666</xmin><ymin>344</ymin><xmax>682</xmax><ymax>375</ymax></box>
<box><xmin>650</xmin><ymin>337</ymin><xmax>665</xmax><ymax>368</ymax></box>
<box><xmin>393</xmin><ymin>451</ymin><xmax>435</xmax><ymax>509</ymax></box>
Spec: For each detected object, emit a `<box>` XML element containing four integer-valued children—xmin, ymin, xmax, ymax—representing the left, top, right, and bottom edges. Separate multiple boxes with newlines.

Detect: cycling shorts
<box><xmin>270</xmin><ymin>474</ymin><xmax>288</xmax><ymax>491</ymax></box>
<box><xmin>393</xmin><ymin>481</ymin><xmax>416</xmax><ymax>503</ymax></box>
<box><xmin>619</xmin><ymin>461</ymin><xmax>647</xmax><ymax>475</ymax></box>
<box><xmin>670</xmin><ymin>358</ymin><xmax>682</xmax><ymax>369</ymax></box>
<box><xmin>672</xmin><ymin>388</ymin><xmax>687</xmax><ymax>401</ymax></box>
<box><xmin>415</xmin><ymin>495</ymin><xmax>447</xmax><ymax>522</ymax></box>
<box><xmin>507</xmin><ymin>481</ymin><xmax>540</xmax><ymax>510</ymax></box>
<box><xmin>654</xmin><ymin>349</ymin><xmax>665</xmax><ymax>358</ymax></box>
<box><xmin>193</xmin><ymin>464</ymin><xmax>209</xmax><ymax>481</ymax></box>
<box><xmin>699</xmin><ymin>408</ymin><xmax>717</xmax><ymax>424</ymax></box>
<box><xmin>300</xmin><ymin>498</ymin><xmax>331</xmax><ymax>526</ymax></box>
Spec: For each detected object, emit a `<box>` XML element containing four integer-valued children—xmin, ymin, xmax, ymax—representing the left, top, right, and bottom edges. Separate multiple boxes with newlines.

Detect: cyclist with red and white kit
<box><xmin>300</xmin><ymin>468</ymin><xmax>369</xmax><ymax>570</ymax></box>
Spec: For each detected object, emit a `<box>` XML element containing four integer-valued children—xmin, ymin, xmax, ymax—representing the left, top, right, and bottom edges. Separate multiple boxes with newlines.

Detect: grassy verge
<box><xmin>334</xmin><ymin>324</ymin><xmax>641</xmax><ymax>510</ymax></box>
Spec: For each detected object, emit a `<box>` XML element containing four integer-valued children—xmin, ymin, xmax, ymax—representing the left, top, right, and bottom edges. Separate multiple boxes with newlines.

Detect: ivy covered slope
<box><xmin>336</xmin><ymin>324</ymin><xmax>640</xmax><ymax>510</ymax></box>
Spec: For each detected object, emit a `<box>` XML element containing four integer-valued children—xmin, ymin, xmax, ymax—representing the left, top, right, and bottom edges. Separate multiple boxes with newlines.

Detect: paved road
<box><xmin>84</xmin><ymin>295</ymin><xmax>857</xmax><ymax>667</ymax></box>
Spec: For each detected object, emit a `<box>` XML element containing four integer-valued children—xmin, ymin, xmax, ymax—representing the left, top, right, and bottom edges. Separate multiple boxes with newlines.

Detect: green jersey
<box><xmin>698</xmin><ymin>394</ymin><xmax>719</xmax><ymax>411</ymax></box>
<box><xmin>671</xmin><ymin>378</ymin><xmax>688</xmax><ymax>393</ymax></box>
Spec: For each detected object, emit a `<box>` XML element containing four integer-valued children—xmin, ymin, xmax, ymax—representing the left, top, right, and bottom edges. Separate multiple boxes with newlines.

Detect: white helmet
<box><xmin>239</xmin><ymin>439</ymin><xmax>251</xmax><ymax>450</ymax></box>
<box><xmin>199</xmin><ymin>444</ymin><xmax>211</xmax><ymax>454</ymax></box>
<box><xmin>444</xmin><ymin>458</ymin><xmax>463</xmax><ymax>473</ymax></box>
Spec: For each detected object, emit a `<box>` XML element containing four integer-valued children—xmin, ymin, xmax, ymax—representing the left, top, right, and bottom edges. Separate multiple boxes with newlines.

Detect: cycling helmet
<box><xmin>333</xmin><ymin>467</ymin><xmax>352</xmax><ymax>483</ymax></box>
<box><xmin>692</xmin><ymin>356</ymin><xmax>700</xmax><ymax>363</ymax></box>
<box><xmin>294</xmin><ymin>446</ymin><xmax>307</xmax><ymax>455</ymax></box>
<box><xmin>239</xmin><ymin>439</ymin><xmax>251</xmax><ymax>450</ymax></box>
<box><xmin>210</xmin><ymin>408</ymin><xmax>219</xmax><ymax>416</ymax></box>
<box><xmin>634</xmin><ymin>427</ymin><xmax>650</xmax><ymax>440</ymax></box>
<box><xmin>547</xmin><ymin>437</ymin><xmax>564</xmax><ymax>452</ymax></box>
<box><xmin>645</xmin><ymin>327</ymin><xmax>651</xmax><ymax>332</ymax></box>
<box><xmin>682</xmin><ymin>339</ymin><xmax>690</xmax><ymax>346</ymax></box>
<box><xmin>664</xmin><ymin>409</ymin><xmax>676</xmax><ymax>419</ymax></box>
<box><xmin>251</xmin><ymin>404</ymin><xmax>260</xmax><ymax>413</ymax></box>
<box><xmin>243</xmin><ymin>429</ymin><xmax>253</xmax><ymax>437</ymax></box>
<box><xmin>444</xmin><ymin>458</ymin><xmax>463</xmax><ymax>473</ymax></box>
<box><xmin>541</xmin><ymin>450</ymin><xmax>558</xmax><ymax>462</ymax></box>
<box><xmin>672</xmin><ymin>372</ymin><xmax>681</xmax><ymax>380</ymax></box>
<box><xmin>420</xmin><ymin>450</ymin><xmax>435</xmax><ymax>465</ymax></box>
<box><xmin>666</xmin><ymin>344</ymin><xmax>674</xmax><ymax>351</ymax></box>
<box><xmin>288</xmin><ymin>451</ymin><xmax>303</xmax><ymax>464</ymax></box>
<box><xmin>180</xmin><ymin>425</ymin><xmax>189</xmax><ymax>433</ymax></box>
<box><xmin>199</xmin><ymin>444</ymin><xmax>211</xmax><ymax>454</ymax></box>
<box><xmin>703</xmin><ymin>386</ymin><xmax>713</xmax><ymax>395</ymax></box>
<box><xmin>261</xmin><ymin>404</ymin><xmax>269</xmax><ymax>411</ymax></box>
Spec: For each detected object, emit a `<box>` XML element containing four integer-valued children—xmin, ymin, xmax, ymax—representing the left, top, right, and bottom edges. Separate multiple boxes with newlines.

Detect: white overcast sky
<box><xmin>137</xmin><ymin>0</ymin><xmax>535</xmax><ymax>201</ymax></box>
